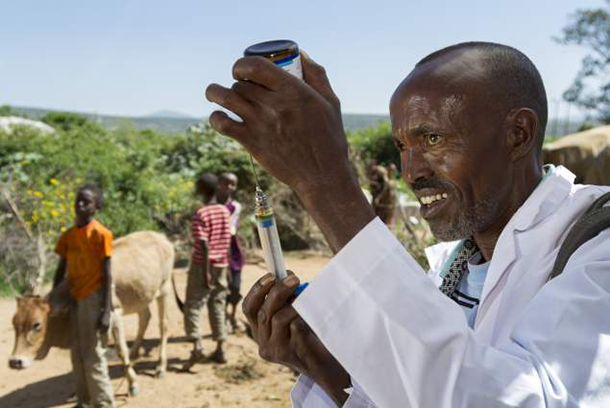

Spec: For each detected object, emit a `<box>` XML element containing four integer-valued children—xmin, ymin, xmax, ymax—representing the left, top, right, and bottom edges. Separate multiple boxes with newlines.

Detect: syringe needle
<box><xmin>249</xmin><ymin>155</ymin><xmax>260</xmax><ymax>187</ymax></box>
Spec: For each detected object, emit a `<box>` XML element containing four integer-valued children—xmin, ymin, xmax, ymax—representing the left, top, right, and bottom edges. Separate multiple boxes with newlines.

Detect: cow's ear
<box><xmin>16</xmin><ymin>297</ymin><xmax>23</xmax><ymax>306</ymax></box>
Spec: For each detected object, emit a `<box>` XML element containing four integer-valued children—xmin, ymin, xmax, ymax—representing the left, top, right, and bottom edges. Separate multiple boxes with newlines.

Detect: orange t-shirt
<box><xmin>55</xmin><ymin>219</ymin><xmax>113</xmax><ymax>300</ymax></box>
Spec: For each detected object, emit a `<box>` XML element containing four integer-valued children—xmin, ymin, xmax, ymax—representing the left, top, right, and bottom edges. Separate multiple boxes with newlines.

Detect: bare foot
<box><xmin>181</xmin><ymin>349</ymin><xmax>206</xmax><ymax>371</ymax></box>
<box><xmin>209</xmin><ymin>349</ymin><xmax>227</xmax><ymax>364</ymax></box>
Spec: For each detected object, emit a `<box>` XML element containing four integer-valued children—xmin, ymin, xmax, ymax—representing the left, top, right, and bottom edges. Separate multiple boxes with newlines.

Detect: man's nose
<box><xmin>401</xmin><ymin>149</ymin><xmax>433</xmax><ymax>184</ymax></box>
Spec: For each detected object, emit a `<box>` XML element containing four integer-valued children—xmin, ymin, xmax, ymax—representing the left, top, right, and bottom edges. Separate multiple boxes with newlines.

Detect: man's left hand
<box><xmin>243</xmin><ymin>272</ymin><xmax>351</xmax><ymax>406</ymax></box>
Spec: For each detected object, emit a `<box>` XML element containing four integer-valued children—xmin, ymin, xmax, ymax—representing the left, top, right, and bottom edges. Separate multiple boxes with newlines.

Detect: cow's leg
<box><xmin>130</xmin><ymin>307</ymin><xmax>151</xmax><ymax>360</ymax></box>
<box><xmin>155</xmin><ymin>283</ymin><xmax>170</xmax><ymax>378</ymax></box>
<box><xmin>111</xmin><ymin>309</ymin><xmax>139</xmax><ymax>397</ymax></box>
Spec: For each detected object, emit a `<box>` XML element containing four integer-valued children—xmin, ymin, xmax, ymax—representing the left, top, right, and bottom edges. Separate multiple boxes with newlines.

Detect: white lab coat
<box><xmin>291</xmin><ymin>166</ymin><xmax>610</xmax><ymax>408</ymax></box>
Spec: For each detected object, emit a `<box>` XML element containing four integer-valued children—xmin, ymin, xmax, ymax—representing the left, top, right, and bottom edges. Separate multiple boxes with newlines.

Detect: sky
<box><xmin>0</xmin><ymin>0</ymin><xmax>604</xmax><ymax>120</ymax></box>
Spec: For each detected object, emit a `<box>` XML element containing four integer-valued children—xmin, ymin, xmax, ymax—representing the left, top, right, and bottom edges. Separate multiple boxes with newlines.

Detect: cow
<box><xmin>543</xmin><ymin>125</ymin><xmax>610</xmax><ymax>185</ymax></box>
<box><xmin>9</xmin><ymin>231</ymin><xmax>178</xmax><ymax>397</ymax></box>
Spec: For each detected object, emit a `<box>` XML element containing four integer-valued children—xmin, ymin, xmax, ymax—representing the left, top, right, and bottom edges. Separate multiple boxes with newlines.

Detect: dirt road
<box><xmin>0</xmin><ymin>254</ymin><xmax>330</xmax><ymax>408</ymax></box>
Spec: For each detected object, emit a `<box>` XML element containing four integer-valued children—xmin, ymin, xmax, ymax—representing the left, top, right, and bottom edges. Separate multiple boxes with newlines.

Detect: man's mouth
<box><xmin>419</xmin><ymin>192</ymin><xmax>448</xmax><ymax>206</ymax></box>
<box><xmin>416</xmin><ymin>190</ymin><xmax>451</xmax><ymax>219</ymax></box>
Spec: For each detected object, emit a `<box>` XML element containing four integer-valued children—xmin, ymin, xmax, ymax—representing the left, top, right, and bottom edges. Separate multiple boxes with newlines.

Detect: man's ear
<box><xmin>506</xmin><ymin>108</ymin><xmax>539</xmax><ymax>162</ymax></box>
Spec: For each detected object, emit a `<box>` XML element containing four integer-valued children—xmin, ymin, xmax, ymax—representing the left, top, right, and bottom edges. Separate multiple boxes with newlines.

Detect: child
<box><xmin>184</xmin><ymin>173</ymin><xmax>232</xmax><ymax>366</ymax></box>
<box><xmin>53</xmin><ymin>184</ymin><xmax>115</xmax><ymax>408</ymax></box>
<box><xmin>216</xmin><ymin>172</ymin><xmax>246</xmax><ymax>332</ymax></box>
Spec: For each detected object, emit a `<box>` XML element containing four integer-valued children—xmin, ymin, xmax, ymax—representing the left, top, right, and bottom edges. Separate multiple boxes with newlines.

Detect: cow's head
<box><xmin>9</xmin><ymin>296</ymin><xmax>51</xmax><ymax>369</ymax></box>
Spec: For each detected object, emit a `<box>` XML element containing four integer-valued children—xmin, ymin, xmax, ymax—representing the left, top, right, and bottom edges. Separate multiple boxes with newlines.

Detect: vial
<box><xmin>244</xmin><ymin>39</ymin><xmax>302</xmax><ymax>79</ymax></box>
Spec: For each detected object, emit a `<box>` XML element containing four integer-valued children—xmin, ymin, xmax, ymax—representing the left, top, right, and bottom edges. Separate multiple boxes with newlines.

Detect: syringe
<box><xmin>248</xmin><ymin>155</ymin><xmax>287</xmax><ymax>281</ymax></box>
<box><xmin>254</xmin><ymin>184</ymin><xmax>288</xmax><ymax>281</ymax></box>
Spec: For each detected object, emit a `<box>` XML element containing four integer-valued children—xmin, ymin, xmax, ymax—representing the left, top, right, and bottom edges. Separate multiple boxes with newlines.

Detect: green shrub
<box><xmin>0</xmin><ymin>114</ymin><xmax>278</xmax><ymax>293</ymax></box>
<box><xmin>348</xmin><ymin>121</ymin><xmax>399</xmax><ymax>168</ymax></box>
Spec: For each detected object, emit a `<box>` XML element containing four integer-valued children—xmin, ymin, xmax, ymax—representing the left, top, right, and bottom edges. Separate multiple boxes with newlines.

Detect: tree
<box><xmin>557</xmin><ymin>2</ymin><xmax>610</xmax><ymax>123</ymax></box>
<box><xmin>0</xmin><ymin>105</ymin><xmax>16</xmax><ymax>117</ymax></box>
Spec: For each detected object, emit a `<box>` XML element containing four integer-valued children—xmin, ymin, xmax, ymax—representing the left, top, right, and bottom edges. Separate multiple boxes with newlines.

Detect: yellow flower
<box><xmin>33</xmin><ymin>191</ymin><xmax>43</xmax><ymax>198</ymax></box>
<box><xmin>61</xmin><ymin>226</ymin><xmax>67</xmax><ymax>232</ymax></box>
<box><xmin>50</xmin><ymin>178</ymin><xmax>59</xmax><ymax>185</ymax></box>
<box><xmin>51</xmin><ymin>209</ymin><xmax>59</xmax><ymax>217</ymax></box>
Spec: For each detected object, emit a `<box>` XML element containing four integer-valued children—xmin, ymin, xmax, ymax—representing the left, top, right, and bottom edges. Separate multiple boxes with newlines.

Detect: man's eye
<box><xmin>425</xmin><ymin>134</ymin><xmax>444</xmax><ymax>146</ymax></box>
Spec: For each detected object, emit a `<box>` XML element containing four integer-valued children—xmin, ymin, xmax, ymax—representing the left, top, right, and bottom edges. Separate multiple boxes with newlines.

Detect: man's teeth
<box><xmin>421</xmin><ymin>193</ymin><xmax>448</xmax><ymax>205</ymax></box>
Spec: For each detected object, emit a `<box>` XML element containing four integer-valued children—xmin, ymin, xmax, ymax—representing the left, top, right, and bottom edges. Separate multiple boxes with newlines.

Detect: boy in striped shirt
<box><xmin>184</xmin><ymin>173</ymin><xmax>232</xmax><ymax>365</ymax></box>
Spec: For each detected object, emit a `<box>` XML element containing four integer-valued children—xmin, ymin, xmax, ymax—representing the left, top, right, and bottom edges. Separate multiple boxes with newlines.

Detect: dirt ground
<box><xmin>0</xmin><ymin>253</ymin><xmax>330</xmax><ymax>408</ymax></box>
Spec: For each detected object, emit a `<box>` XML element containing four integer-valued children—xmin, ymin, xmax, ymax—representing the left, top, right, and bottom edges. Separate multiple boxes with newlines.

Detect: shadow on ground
<box><xmin>0</xmin><ymin>371</ymin><xmax>73</xmax><ymax>408</ymax></box>
<box><xmin>0</xmin><ymin>362</ymin><xmax>151</xmax><ymax>408</ymax></box>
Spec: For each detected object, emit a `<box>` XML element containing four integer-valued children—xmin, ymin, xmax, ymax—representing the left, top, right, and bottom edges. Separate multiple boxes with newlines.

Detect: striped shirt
<box><xmin>191</xmin><ymin>204</ymin><xmax>231</xmax><ymax>266</ymax></box>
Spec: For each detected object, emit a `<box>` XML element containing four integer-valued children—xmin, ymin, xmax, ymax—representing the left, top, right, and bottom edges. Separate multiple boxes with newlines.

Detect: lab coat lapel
<box><xmin>474</xmin><ymin>166</ymin><xmax>575</xmax><ymax>331</ymax></box>
<box><xmin>474</xmin><ymin>228</ymin><xmax>517</xmax><ymax>330</ymax></box>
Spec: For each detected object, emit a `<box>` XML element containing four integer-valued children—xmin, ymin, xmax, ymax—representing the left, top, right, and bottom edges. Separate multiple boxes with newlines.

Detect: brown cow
<box><xmin>9</xmin><ymin>231</ymin><xmax>176</xmax><ymax>397</ymax></box>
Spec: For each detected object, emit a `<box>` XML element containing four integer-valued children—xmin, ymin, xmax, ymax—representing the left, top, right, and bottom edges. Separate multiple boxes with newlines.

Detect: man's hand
<box><xmin>206</xmin><ymin>54</ymin><xmax>349</xmax><ymax>194</ymax></box>
<box><xmin>205</xmin><ymin>53</ymin><xmax>375</xmax><ymax>253</ymax></box>
<box><xmin>98</xmin><ymin>309</ymin><xmax>111</xmax><ymax>333</ymax></box>
<box><xmin>243</xmin><ymin>272</ymin><xmax>350</xmax><ymax>406</ymax></box>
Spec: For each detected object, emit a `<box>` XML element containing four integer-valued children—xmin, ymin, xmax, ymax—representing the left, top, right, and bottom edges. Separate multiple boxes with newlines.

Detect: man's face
<box><xmin>390</xmin><ymin>58</ymin><xmax>510</xmax><ymax>241</ymax></box>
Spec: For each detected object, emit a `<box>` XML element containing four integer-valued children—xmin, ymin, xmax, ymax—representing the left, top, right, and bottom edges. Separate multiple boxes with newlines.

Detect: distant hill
<box><xmin>4</xmin><ymin>106</ymin><xmax>592</xmax><ymax>137</ymax></box>
<box><xmin>7</xmin><ymin>106</ymin><xmax>390</xmax><ymax>134</ymax></box>
<box><xmin>10</xmin><ymin>106</ymin><xmax>200</xmax><ymax>134</ymax></box>
<box><xmin>146</xmin><ymin>110</ymin><xmax>194</xmax><ymax>119</ymax></box>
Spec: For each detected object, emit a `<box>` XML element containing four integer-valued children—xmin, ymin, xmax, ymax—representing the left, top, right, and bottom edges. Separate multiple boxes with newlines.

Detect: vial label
<box><xmin>275</xmin><ymin>54</ymin><xmax>303</xmax><ymax>79</ymax></box>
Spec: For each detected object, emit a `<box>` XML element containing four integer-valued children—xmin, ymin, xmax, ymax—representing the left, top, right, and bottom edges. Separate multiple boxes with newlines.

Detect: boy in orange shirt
<box><xmin>53</xmin><ymin>184</ymin><xmax>115</xmax><ymax>408</ymax></box>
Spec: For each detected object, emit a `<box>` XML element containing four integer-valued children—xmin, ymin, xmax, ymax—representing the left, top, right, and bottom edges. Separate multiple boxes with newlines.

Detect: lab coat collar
<box><xmin>512</xmin><ymin>165</ymin><xmax>574</xmax><ymax>231</ymax></box>
<box><xmin>424</xmin><ymin>165</ymin><xmax>577</xmax><ymax>331</ymax></box>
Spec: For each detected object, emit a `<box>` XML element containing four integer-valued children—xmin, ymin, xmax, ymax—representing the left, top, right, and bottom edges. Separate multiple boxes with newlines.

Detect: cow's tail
<box><xmin>172</xmin><ymin>273</ymin><xmax>185</xmax><ymax>314</ymax></box>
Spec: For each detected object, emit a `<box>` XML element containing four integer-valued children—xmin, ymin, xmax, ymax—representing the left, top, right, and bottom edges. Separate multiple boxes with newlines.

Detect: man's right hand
<box><xmin>205</xmin><ymin>54</ymin><xmax>375</xmax><ymax>253</ymax></box>
<box><xmin>206</xmin><ymin>54</ymin><xmax>349</xmax><ymax>196</ymax></box>
<box><xmin>243</xmin><ymin>272</ymin><xmax>351</xmax><ymax>406</ymax></box>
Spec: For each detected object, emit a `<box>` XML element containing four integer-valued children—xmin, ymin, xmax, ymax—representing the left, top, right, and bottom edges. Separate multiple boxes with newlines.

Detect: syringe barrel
<box><xmin>256</xmin><ymin>213</ymin><xmax>287</xmax><ymax>281</ymax></box>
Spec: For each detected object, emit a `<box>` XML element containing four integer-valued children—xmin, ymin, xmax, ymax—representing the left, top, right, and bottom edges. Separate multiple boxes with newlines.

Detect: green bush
<box><xmin>0</xmin><ymin>113</ymin><xmax>280</xmax><ymax>293</ymax></box>
<box><xmin>348</xmin><ymin>121</ymin><xmax>399</xmax><ymax>168</ymax></box>
<box><xmin>0</xmin><ymin>114</ymin><xmax>433</xmax><ymax>293</ymax></box>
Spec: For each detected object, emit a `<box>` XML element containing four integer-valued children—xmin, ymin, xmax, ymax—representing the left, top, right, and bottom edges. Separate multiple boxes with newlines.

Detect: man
<box><xmin>205</xmin><ymin>42</ymin><xmax>610</xmax><ymax>407</ymax></box>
